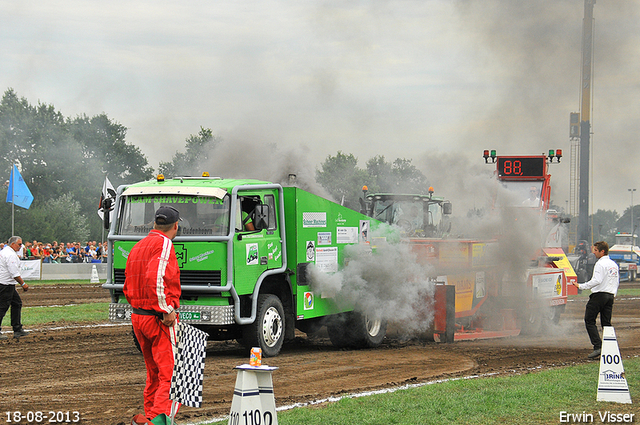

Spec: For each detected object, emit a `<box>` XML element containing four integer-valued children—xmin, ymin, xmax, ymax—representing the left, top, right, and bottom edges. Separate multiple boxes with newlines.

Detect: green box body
<box><xmin>106</xmin><ymin>178</ymin><xmax>377</xmax><ymax>329</ymax></box>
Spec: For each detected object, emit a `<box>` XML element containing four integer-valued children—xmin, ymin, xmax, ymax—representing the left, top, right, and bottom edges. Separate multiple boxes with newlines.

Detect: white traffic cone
<box><xmin>597</xmin><ymin>326</ymin><xmax>632</xmax><ymax>404</ymax></box>
<box><xmin>90</xmin><ymin>265</ymin><xmax>100</xmax><ymax>283</ymax></box>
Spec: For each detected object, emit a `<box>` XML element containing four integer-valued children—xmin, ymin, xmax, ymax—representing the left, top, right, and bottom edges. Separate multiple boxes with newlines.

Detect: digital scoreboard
<box><xmin>497</xmin><ymin>157</ymin><xmax>545</xmax><ymax>178</ymax></box>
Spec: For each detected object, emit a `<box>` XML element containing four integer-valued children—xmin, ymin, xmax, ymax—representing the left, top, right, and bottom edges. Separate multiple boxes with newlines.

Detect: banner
<box><xmin>6</xmin><ymin>165</ymin><xmax>34</xmax><ymax>209</ymax></box>
<box><xmin>20</xmin><ymin>260</ymin><xmax>41</xmax><ymax>280</ymax></box>
<box><xmin>97</xmin><ymin>176</ymin><xmax>116</xmax><ymax>219</ymax></box>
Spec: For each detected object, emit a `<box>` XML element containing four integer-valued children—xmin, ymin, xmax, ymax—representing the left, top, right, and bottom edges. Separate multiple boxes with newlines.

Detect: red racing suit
<box><xmin>124</xmin><ymin>229</ymin><xmax>181</xmax><ymax>420</ymax></box>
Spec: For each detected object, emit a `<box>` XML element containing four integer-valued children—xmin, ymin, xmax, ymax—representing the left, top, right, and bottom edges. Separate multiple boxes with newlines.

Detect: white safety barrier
<box><xmin>229</xmin><ymin>364</ymin><xmax>278</xmax><ymax>425</ymax></box>
<box><xmin>21</xmin><ymin>262</ymin><xmax>108</xmax><ymax>281</ymax></box>
<box><xmin>597</xmin><ymin>326</ymin><xmax>632</xmax><ymax>404</ymax></box>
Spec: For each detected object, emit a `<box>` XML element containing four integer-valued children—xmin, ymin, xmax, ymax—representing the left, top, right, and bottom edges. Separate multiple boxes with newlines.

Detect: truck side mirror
<box><xmin>103</xmin><ymin>198</ymin><xmax>112</xmax><ymax>230</ymax></box>
<box><xmin>253</xmin><ymin>204</ymin><xmax>270</xmax><ymax>230</ymax></box>
<box><xmin>442</xmin><ymin>201</ymin><xmax>452</xmax><ymax>215</ymax></box>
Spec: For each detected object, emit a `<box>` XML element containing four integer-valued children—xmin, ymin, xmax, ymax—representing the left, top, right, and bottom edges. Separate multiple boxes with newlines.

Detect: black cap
<box><xmin>155</xmin><ymin>206</ymin><xmax>181</xmax><ymax>225</ymax></box>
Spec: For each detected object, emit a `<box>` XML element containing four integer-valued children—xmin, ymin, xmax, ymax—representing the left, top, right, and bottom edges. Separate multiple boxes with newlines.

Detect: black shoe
<box><xmin>13</xmin><ymin>329</ymin><xmax>29</xmax><ymax>338</ymax></box>
<box><xmin>588</xmin><ymin>349</ymin><xmax>601</xmax><ymax>359</ymax></box>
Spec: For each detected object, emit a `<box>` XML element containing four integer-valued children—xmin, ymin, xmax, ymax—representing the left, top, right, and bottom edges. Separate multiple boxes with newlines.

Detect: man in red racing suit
<box><xmin>124</xmin><ymin>206</ymin><xmax>182</xmax><ymax>422</ymax></box>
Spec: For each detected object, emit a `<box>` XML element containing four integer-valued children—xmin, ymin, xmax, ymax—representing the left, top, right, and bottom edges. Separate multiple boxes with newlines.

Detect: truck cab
<box><xmin>103</xmin><ymin>174</ymin><xmax>387</xmax><ymax>356</ymax></box>
<box><xmin>360</xmin><ymin>188</ymin><xmax>452</xmax><ymax>238</ymax></box>
<box><xmin>609</xmin><ymin>233</ymin><xmax>640</xmax><ymax>282</ymax></box>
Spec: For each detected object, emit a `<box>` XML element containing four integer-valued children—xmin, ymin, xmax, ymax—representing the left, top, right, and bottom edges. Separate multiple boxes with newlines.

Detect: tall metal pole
<box><xmin>630</xmin><ymin>188</ymin><xmax>636</xmax><ymax>235</ymax></box>
<box><xmin>577</xmin><ymin>0</ymin><xmax>596</xmax><ymax>243</ymax></box>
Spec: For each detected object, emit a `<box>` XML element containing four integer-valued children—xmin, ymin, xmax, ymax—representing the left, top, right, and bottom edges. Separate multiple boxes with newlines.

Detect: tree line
<box><xmin>0</xmin><ymin>88</ymin><xmax>634</xmax><ymax>245</ymax></box>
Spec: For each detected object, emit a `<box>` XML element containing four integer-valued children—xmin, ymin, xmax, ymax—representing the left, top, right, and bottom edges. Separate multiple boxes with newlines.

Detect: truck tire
<box><xmin>242</xmin><ymin>294</ymin><xmax>285</xmax><ymax>357</ymax></box>
<box><xmin>520</xmin><ymin>310</ymin><xmax>543</xmax><ymax>335</ymax></box>
<box><xmin>350</xmin><ymin>311</ymin><xmax>387</xmax><ymax>348</ymax></box>
<box><xmin>327</xmin><ymin>313</ymin><xmax>352</xmax><ymax>348</ymax></box>
<box><xmin>547</xmin><ymin>305</ymin><xmax>565</xmax><ymax>325</ymax></box>
<box><xmin>327</xmin><ymin>311</ymin><xmax>387</xmax><ymax>349</ymax></box>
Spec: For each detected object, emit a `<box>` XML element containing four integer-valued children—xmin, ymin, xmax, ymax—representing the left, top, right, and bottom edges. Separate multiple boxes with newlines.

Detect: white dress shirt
<box><xmin>578</xmin><ymin>255</ymin><xmax>619</xmax><ymax>296</ymax></box>
<box><xmin>0</xmin><ymin>245</ymin><xmax>21</xmax><ymax>286</ymax></box>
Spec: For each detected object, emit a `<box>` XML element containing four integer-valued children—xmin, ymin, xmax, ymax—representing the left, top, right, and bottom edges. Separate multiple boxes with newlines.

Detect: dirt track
<box><xmin>1</xmin><ymin>283</ymin><xmax>639</xmax><ymax>424</ymax></box>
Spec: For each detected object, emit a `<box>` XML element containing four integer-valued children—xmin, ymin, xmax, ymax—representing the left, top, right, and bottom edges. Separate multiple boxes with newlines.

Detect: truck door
<box><xmin>232</xmin><ymin>192</ymin><xmax>283</xmax><ymax>296</ymax></box>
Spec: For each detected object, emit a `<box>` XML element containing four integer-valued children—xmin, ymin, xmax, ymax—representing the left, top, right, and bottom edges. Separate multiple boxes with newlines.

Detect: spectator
<box><xmin>23</xmin><ymin>242</ymin><xmax>32</xmax><ymax>260</ymax></box>
<box><xmin>30</xmin><ymin>241</ymin><xmax>41</xmax><ymax>259</ymax></box>
<box><xmin>58</xmin><ymin>245</ymin><xmax>69</xmax><ymax>263</ymax></box>
<box><xmin>66</xmin><ymin>243</ymin><xmax>78</xmax><ymax>263</ymax></box>
<box><xmin>75</xmin><ymin>243</ymin><xmax>84</xmax><ymax>263</ymax></box>
<box><xmin>50</xmin><ymin>246</ymin><xmax>60</xmax><ymax>263</ymax></box>
<box><xmin>87</xmin><ymin>242</ymin><xmax>98</xmax><ymax>262</ymax></box>
<box><xmin>42</xmin><ymin>244</ymin><xmax>52</xmax><ymax>263</ymax></box>
<box><xmin>100</xmin><ymin>242</ymin><xmax>109</xmax><ymax>263</ymax></box>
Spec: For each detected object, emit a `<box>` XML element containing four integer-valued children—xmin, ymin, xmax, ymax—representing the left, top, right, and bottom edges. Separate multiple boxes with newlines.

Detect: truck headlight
<box><xmin>201</xmin><ymin>311</ymin><xmax>211</xmax><ymax>322</ymax></box>
<box><xmin>115</xmin><ymin>308</ymin><xmax>126</xmax><ymax>320</ymax></box>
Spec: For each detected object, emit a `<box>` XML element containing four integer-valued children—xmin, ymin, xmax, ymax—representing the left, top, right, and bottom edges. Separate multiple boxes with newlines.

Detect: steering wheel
<box><xmin>396</xmin><ymin>219</ymin><xmax>414</xmax><ymax>233</ymax></box>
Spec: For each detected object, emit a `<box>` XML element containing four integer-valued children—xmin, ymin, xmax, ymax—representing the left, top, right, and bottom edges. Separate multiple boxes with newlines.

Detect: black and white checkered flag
<box><xmin>170</xmin><ymin>322</ymin><xmax>209</xmax><ymax>408</ymax></box>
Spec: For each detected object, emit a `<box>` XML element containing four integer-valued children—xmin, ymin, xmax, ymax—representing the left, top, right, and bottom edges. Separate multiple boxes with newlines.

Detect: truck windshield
<box><xmin>116</xmin><ymin>194</ymin><xmax>231</xmax><ymax>236</ymax></box>
<box><xmin>374</xmin><ymin>200</ymin><xmax>425</xmax><ymax>228</ymax></box>
<box><xmin>497</xmin><ymin>181</ymin><xmax>543</xmax><ymax>208</ymax></box>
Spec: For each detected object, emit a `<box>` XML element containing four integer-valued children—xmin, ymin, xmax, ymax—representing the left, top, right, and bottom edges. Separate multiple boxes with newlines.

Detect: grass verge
<box><xmin>246</xmin><ymin>358</ymin><xmax>640</xmax><ymax>425</ymax></box>
<box><xmin>2</xmin><ymin>302</ymin><xmax>110</xmax><ymax>327</ymax></box>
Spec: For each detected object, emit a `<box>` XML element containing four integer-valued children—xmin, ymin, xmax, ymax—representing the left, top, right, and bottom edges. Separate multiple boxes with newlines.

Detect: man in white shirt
<box><xmin>521</xmin><ymin>186</ymin><xmax>541</xmax><ymax>207</ymax></box>
<box><xmin>572</xmin><ymin>241</ymin><xmax>619</xmax><ymax>359</ymax></box>
<box><xmin>0</xmin><ymin>236</ymin><xmax>30</xmax><ymax>339</ymax></box>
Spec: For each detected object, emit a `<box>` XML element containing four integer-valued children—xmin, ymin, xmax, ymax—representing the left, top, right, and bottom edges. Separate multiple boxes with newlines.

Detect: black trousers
<box><xmin>0</xmin><ymin>284</ymin><xmax>23</xmax><ymax>332</ymax></box>
<box><xmin>584</xmin><ymin>292</ymin><xmax>614</xmax><ymax>350</ymax></box>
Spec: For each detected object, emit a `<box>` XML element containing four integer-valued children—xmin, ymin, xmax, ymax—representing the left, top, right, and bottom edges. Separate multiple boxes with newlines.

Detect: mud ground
<box><xmin>1</xmin><ymin>283</ymin><xmax>639</xmax><ymax>424</ymax></box>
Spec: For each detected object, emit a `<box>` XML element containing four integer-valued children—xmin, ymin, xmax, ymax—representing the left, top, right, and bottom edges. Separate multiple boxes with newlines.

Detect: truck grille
<box><xmin>113</xmin><ymin>269</ymin><xmax>222</xmax><ymax>286</ymax></box>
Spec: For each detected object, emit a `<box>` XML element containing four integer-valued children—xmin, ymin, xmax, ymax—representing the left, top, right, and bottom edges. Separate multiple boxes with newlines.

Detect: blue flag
<box><xmin>6</xmin><ymin>165</ymin><xmax>34</xmax><ymax>209</ymax></box>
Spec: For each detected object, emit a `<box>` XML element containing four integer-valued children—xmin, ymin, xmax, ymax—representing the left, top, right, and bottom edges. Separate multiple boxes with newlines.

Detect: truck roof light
<box><xmin>157</xmin><ymin>174</ymin><xmax>165</xmax><ymax>182</ymax></box>
<box><xmin>202</xmin><ymin>172</ymin><xmax>210</xmax><ymax>177</ymax></box>
<box><xmin>428</xmin><ymin>186</ymin><xmax>434</xmax><ymax>194</ymax></box>
<box><xmin>362</xmin><ymin>185</ymin><xmax>368</xmax><ymax>191</ymax></box>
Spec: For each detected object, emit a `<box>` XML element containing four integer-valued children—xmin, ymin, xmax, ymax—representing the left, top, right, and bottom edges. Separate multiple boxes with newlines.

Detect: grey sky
<box><xmin>2</xmin><ymin>0</ymin><xmax>639</xmax><ymax>215</ymax></box>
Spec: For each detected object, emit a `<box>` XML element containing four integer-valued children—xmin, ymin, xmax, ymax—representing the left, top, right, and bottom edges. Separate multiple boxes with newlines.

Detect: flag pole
<box><xmin>11</xmin><ymin>165</ymin><xmax>15</xmax><ymax>236</ymax></box>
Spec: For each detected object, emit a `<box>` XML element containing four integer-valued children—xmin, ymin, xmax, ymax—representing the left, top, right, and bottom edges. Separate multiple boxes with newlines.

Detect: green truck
<box><xmin>102</xmin><ymin>174</ymin><xmax>387</xmax><ymax>356</ymax></box>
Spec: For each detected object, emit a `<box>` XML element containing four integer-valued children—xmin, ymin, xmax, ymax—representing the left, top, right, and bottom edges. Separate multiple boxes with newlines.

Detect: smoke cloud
<box><xmin>201</xmin><ymin>137</ymin><xmax>333</xmax><ymax>200</ymax></box>
<box><xmin>308</xmin><ymin>226</ymin><xmax>437</xmax><ymax>336</ymax></box>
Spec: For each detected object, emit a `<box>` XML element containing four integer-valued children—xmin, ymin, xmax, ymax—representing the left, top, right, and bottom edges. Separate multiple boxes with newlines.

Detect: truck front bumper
<box><xmin>108</xmin><ymin>303</ymin><xmax>236</xmax><ymax>326</ymax></box>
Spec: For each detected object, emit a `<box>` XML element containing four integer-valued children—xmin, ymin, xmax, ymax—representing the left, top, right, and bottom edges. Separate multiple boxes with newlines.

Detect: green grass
<box><xmin>224</xmin><ymin>359</ymin><xmax>639</xmax><ymax>425</ymax></box>
<box><xmin>2</xmin><ymin>302</ymin><xmax>110</xmax><ymax>327</ymax></box>
<box><xmin>570</xmin><ymin>288</ymin><xmax>640</xmax><ymax>298</ymax></box>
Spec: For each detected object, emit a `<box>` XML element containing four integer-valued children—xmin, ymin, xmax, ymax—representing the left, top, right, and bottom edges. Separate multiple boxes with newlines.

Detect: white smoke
<box><xmin>308</xmin><ymin>225</ymin><xmax>438</xmax><ymax>336</ymax></box>
<box><xmin>201</xmin><ymin>137</ymin><xmax>334</xmax><ymax>199</ymax></box>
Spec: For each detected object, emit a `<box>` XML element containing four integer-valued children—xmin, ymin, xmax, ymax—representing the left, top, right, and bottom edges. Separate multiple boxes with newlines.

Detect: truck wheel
<box><xmin>547</xmin><ymin>305</ymin><xmax>565</xmax><ymax>325</ymax></box>
<box><xmin>520</xmin><ymin>311</ymin><xmax>543</xmax><ymax>335</ymax></box>
<box><xmin>351</xmin><ymin>311</ymin><xmax>387</xmax><ymax>348</ymax></box>
<box><xmin>242</xmin><ymin>294</ymin><xmax>285</xmax><ymax>357</ymax></box>
<box><xmin>631</xmin><ymin>271</ymin><xmax>636</xmax><ymax>282</ymax></box>
<box><xmin>327</xmin><ymin>311</ymin><xmax>387</xmax><ymax>349</ymax></box>
<box><xmin>327</xmin><ymin>313</ymin><xmax>352</xmax><ymax>348</ymax></box>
